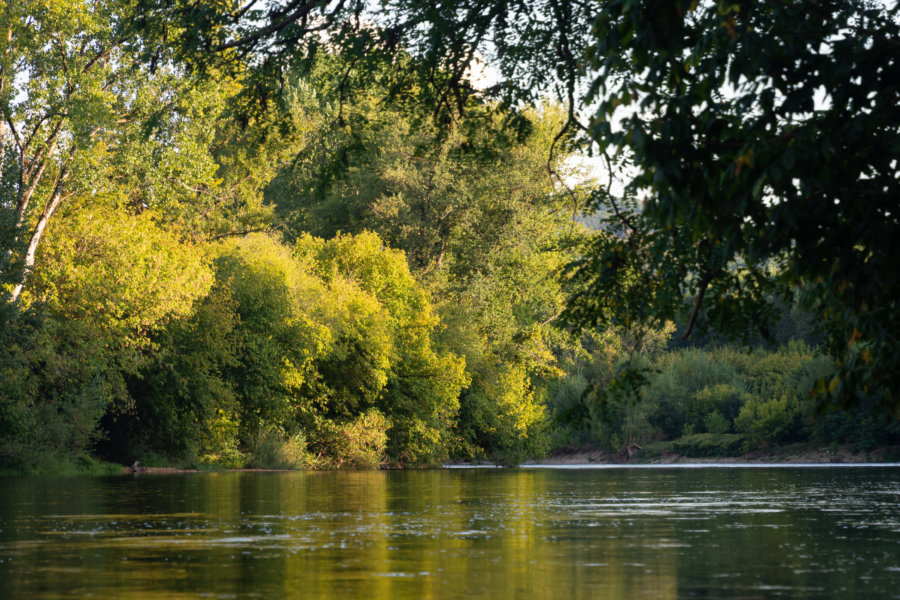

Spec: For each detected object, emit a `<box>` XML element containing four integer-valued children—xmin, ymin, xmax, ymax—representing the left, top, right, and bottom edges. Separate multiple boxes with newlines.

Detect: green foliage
<box><xmin>0</xmin><ymin>206</ymin><xmax>211</xmax><ymax>470</ymax></box>
<box><xmin>642</xmin><ymin>350</ymin><xmax>743</xmax><ymax>439</ymax></box>
<box><xmin>456</xmin><ymin>362</ymin><xmax>550</xmax><ymax>464</ymax></box>
<box><xmin>5</xmin><ymin>5</ymin><xmax>587</xmax><ymax>471</ymax></box>
<box><xmin>568</xmin><ymin>0</ymin><xmax>900</xmax><ymax>414</ymax></box>
<box><xmin>212</xmin><ymin>235</ymin><xmax>327</xmax><ymax>435</ymax></box>
<box><xmin>672</xmin><ymin>434</ymin><xmax>748</xmax><ymax>458</ymax></box>
<box><xmin>313</xmin><ymin>409</ymin><xmax>390</xmax><ymax>470</ymax></box>
<box><xmin>704</xmin><ymin>411</ymin><xmax>732</xmax><ymax>436</ymax></box>
<box><xmin>296</xmin><ymin>231</ymin><xmax>468</xmax><ymax>465</ymax></box>
<box><xmin>735</xmin><ymin>394</ymin><xmax>805</xmax><ymax>447</ymax></box>
<box><xmin>108</xmin><ymin>230</ymin><xmax>466</xmax><ymax>469</ymax></box>
<box><xmin>694</xmin><ymin>385</ymin><xmax>744</xmax><ymax>433</ymax></box>
<box><xmin>551</xmin><ymin>341</ymin><xmax>899</xmax><ymax>457</ymax></box>
<box><xmin>106</xmin><ymin>74</ymin><xmax>294</xmax><ymax>239</ymax></box>
<box><xmin>117</xmin><ymin>233</ymin><xmax>325</xmax><ymax>465</ymax></box>
<box><xmin>548</xmin><ymin>322</ymin><xmax>675</xmax><ymax>452</ymax></box>
<box><xmin>269</xmin><ymin>78</ymin><xmax>585</xmax><ymax>463</ymax></box>
<box><xmin>245</xmin><ymin>425</ymin><xmax>312</xmax><ymax>470</ymax></box>
<box><xmin>28</xmin><ymin>205</ymin><xmax>213</xmax><ymax>342</ymax></box>
<box><xmin>0</xmin><ymin>308</ymin><xmax>130</xmax><ymax>470</ymax></box>
<box><xmin>197</xmin><ymin>408</ymin><xmax>246</xmax><ymax>469</ymax></box>
<box><xmin>9</xmin><ymin>0</ymin><xmax>897</xmax><ymax>472</ymax></box>
<box><xmin>117</xmin><ymin>0</ymin><xmax>900</xmax><ymax>414</ymax></box>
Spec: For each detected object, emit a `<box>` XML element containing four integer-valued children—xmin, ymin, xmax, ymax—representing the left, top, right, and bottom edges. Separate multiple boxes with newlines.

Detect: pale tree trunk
<box><xmin>15</xmin><ymin>122</ymin><xmax>63</xmax><ymax>227</ymax></box>
<box><xmin>9</xmin><ymin>164</ymin><xmax>70</xmax><ymax>303</ymax></box>
<box><xmin>0</xmin><ymin>120</ymin><xmax>6</xmax><ymax>184</ymax></box>
<box><xmin>0</xmin><ymin>24</ymin><xmax>10</xmax><ymax>184</ymax></box>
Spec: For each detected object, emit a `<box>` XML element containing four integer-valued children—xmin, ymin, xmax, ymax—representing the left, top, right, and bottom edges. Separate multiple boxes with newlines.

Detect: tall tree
<box><xmin>123</xmin><ymin>0</ymin><xmax>900</xmax><ymax>411</ymax></box>
<box><xmin>0</xmin><ymin>0</ymin><xmax>296</xmax><ymax>303</ymax></box>
<box><xmin>268</xmin><ymin>60</ymin><xmax>591</xmax><ymax>459</ymax></box>
<box><xmin>1</xmin><ymin>0</ymin><xmax>146</xmax><ymax>301</ymax></box>
<box><xmin>564</xmin><ymin>0</ymin><xmax>900</xmax><ymax>413</ymax></box>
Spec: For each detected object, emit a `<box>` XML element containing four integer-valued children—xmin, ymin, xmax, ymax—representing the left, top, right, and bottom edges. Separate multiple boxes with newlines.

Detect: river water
<box><xmin>1</xmin><ymin>466</ymin><xmax>899</xmax><ymax>599</ymax></box>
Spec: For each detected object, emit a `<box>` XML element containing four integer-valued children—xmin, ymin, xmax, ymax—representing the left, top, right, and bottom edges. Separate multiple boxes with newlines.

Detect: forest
<box><xmin>1</xmin><ymin>0</ymin><xmax>898</xmax><ymax>472</ymax></box>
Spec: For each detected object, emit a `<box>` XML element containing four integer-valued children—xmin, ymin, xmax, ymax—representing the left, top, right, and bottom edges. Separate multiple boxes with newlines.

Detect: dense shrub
<box><xmin>643</xmin><ymin>350</ymin><xmax>742</xmax><ymax>438</ymax></box>
<box><xmin>106</xmin><ymin>232</ymin><xmax>466</xmax><ymax>469</ymax></box>
<box><xmin>735</xmin><ymin>394</ymin><xmax>806</xmax><ymax>445</ymax></box>
<box><xmin>672</xmin><ymin>433</ymin><xmax>748</xmax><ymax>457</ymax></box>
<box><xmin>1</xmin><ymin>207</ymin><xmax>212</xmax><ymax>470</ymax></box>
<box><xmin>246</xmin><ymin>425</ymin><xmax>312</xmax><ymax>470</ymax></box>
<box><xmin>312</xmin><ymin>409</ymin><xmax>390</xmax><ymax>469</ymax></box>
<box><xmin>548</xmin><ymin>339</ymin><xmax>899</xmax><ymax>457</ymax></box>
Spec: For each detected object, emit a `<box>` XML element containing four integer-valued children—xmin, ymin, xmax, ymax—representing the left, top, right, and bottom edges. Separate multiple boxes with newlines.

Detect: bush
<box><xmin>454</xmin><ymin>362</ymin><xmax>549</xmax><ymax>462</ymax></box>
<box><xmin>313</xmin><ymin>409</ymin><xmax>390</xmax><ymax>469</ymax></box>
<box><xmin>704</xmin><ymin>411</ymin><xmax>732</xmax><ymax>435</ymax></box>
<box><xmin>672</xmin><ymin>433</ymin><xmax>748</xmax><ymax>457</ymax></box>
<box><xmin>246</xmin><ymin>425</ymin><xmax>312</xmax><ymax>469</ymax></box>
<box><xmin>735</xmin><ymin>394</ymin><xmax>806</xmax><ymax>445</ymax></box>
<box><xmin>642</xmin><ymin>350</ymin><xmax>743</xmax><ymax>439</ymax></box>
<box><xmin>198</xmin><ymin>408</ymin><xmax>247</xmax><ymax>468</ymax></box>
<box><xmin>691</xmin><ymin>383</ymin><xmax>745</xmax><ymax>432</ymax></box>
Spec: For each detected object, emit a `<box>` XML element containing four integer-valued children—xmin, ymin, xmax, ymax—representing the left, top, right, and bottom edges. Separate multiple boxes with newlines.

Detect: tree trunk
<box><xmin>9</xmin><ymin>176</ymin><xmax>68</xmax><ymax>303</ymax></box>
<box><xmin>0</xmin><ymin>25</ymin><xmax>10</xmax><ymax>184</ymax></box>
<box><xmin>0</xmin><ymin>118</ymin><xmax>5</xmax><ymax>183</ymax></box>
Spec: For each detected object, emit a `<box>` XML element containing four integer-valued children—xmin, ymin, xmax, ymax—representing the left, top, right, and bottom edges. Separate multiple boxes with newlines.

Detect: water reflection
<box><xmin>1</xmin><ymin>467</ymin><xmax>899</xmax><ymax>598</ymax></box>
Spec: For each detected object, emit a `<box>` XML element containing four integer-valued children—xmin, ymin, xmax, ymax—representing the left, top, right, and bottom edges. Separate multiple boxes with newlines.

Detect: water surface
<box><xmin>1</xmin><ymin>466</ymin><xmax>899</xmax><ymax>598</ymax></box>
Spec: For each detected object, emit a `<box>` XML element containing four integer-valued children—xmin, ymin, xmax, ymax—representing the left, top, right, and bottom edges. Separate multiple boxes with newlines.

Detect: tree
<box><xmin>0</xmin><ymin>205</ymin><xmax>211</xmax><ymax>469</ymax></box>
<box><xmin>565</xmin><ymin>0</ymin><xmax>900</xmax><ymax>414</ymax></box>
<box><xmin>0</xmin><ymin>0</ymin><xmax>162</xmax><ymax>302</ymax></box>
<box><xmin>267</xmin><ymin>63</ymin><xmax>591</xmax><ymax>460</ymax></box>
<box><xmin>296</xmin><ymin>231</ymin><xmax>468</xmax><ymax>464</ymax></box>
<box><xmin>0</xmin><ymin>1</ymin><xmax>298</xmax><ymax>305</ymax></box>
<box><xmin>0</xmin><ymin>0</ymin><xmax>315</xmax><ymax>469</ymax></box>
<box><xmin>383</xmin><ymin>0</ymin><xmax>900</xmax><ymax>414</ymax></box>
<box><xmin>122</xmin><ymin>0</ymin><xmax>900</xmax><ymax>412</ymax></box>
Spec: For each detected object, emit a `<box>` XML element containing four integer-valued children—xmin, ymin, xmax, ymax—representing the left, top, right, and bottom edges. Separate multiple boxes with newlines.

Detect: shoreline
<box><xmin>117</xmin><ymin>444</ymin><xmax>900</xmax><ymax>474</ymax></box>
<box><xmin>527</xmin><ymin>444</ymin><xmax>900</xmax><ymax>466</ymax></box>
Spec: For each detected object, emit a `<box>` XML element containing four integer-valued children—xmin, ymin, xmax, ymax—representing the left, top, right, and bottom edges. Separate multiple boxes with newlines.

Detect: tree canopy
<box><xmin>565</xmin><ymin>0</ymin><xmax>900</xmax><ymax>413</ymax></box>
<box><xmin>101</xmin><ymin>0</ymin><xmax>900</xmax><ymax>412</ymax></box>
<box><xmin>2</xmin><ymin>0</ymin><xmax>898</xmax><ymax>473</ymax></box>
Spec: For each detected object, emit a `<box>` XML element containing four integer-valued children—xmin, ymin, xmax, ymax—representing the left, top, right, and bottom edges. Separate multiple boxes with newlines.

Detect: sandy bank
<box><xmin>527</xmin><ymin>444</ymin><xmax>899</xmax><ymax>466</ymax></box>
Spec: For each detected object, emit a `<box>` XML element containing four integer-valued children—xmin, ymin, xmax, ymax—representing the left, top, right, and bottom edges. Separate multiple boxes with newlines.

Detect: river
<box><xmin>1</xmin><ymin>465</ymin><xmax>899</xmax><ymax>598</ymax></box>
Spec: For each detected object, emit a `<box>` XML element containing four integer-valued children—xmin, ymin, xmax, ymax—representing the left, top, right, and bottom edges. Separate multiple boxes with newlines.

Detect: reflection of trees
<box><xmin>268</xmin><ymin>470</ymin><xmax>682</xmax><ymax>599</ymax></box>
<box><xmin>0</xmin><ymin>472</ymin><xmax>681</xmax><ymax>598</ymax></box>
<box><xmin>10</xmin><ymin>470</ymin><xmax>892</xmax><ymax>599</ymax></box>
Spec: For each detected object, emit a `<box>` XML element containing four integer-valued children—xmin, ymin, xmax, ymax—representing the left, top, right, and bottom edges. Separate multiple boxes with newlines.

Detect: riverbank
<box><xmin>531</xmin><ymin>443</ymin><xmax>900</xmax><ymax>466</ymax></box>
<box><xmin>111</xmin><ymin>444</ymin><xmax>900</xmax><ymax>474</ymax></box>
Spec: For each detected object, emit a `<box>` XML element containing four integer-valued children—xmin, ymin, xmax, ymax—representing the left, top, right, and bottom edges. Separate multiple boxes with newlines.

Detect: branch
<box><xmin>231</xmin><ymin>0</ymin><xmax>261</xmax><ymax>23</ymax></box>
<box><xmin>22</xmin><ymin>118</ymin><xmax>63</xmax><ymax>184</ymax></box>
<box><xmin>683</xmin><ymin>267</ymin><xmax>721</xmax><ymax>340</ymax></box>
<box><xmin>10</xmin><ymin>147</ymin><xmax>77</xmax><ymax>303</ymax></box>
<box><xmin>206</xmin><ymin>226</ymin><xmax>274</xmax><ymax>241</ymax></box>
<box><xmin>212</xmin><ymin>0</ymin><xmax>346</xmax><ymax>53</ymax></box>
<box><xmin>81</xmin><ymin>37</ymin><xmax>126</xmax><ymax>73</ymax></box>
<box><xmin>21</xmin><ymin>113</ymin><xmax>56</xmax><ymax>158</ymax></box>
<box><xmin>335</xmin><ymin>51</ymin><xmax>362</xmax><ymax>127</ymax></box>
<box><xmin>601</xmin><ymin>149</ymin><xmax>637</xmax><ymax>234</ymax></box>
<box><xmin>3</xmin><ymin>111</ymin><xmax>21</xmax><ymax>152</ymax></box>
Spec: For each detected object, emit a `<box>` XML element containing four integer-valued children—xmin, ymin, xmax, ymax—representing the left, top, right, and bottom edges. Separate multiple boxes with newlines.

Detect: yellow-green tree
<box><xmin>269</xmin><ymin>66</ymin><xmax>589</xmax><ymax>461</ymax></box>
<box><xmin>0</xmin><ymin>205</ymin><xmax>211</xmax><ymax>469</ymax></box>
<box><xmin>297</xmin><ymin>232</ymin><xmax>468</xmax><ymax>465</ymax></box>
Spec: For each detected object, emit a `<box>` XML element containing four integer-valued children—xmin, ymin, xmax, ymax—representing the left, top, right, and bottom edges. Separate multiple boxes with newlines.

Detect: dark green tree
<box><xmin>381</xmin><ymin>0</ymin><xmax>900</xmax><ymax>414</ymax></box>
<box><xmin>565</xmin><ymin>0</ymin><xmax>900</xmax><ymax>414</ymax></box>
<box><xmin>125</xmin><ymin>0</ymin><xmax>900</xmax><ymax>413</ymax></box>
